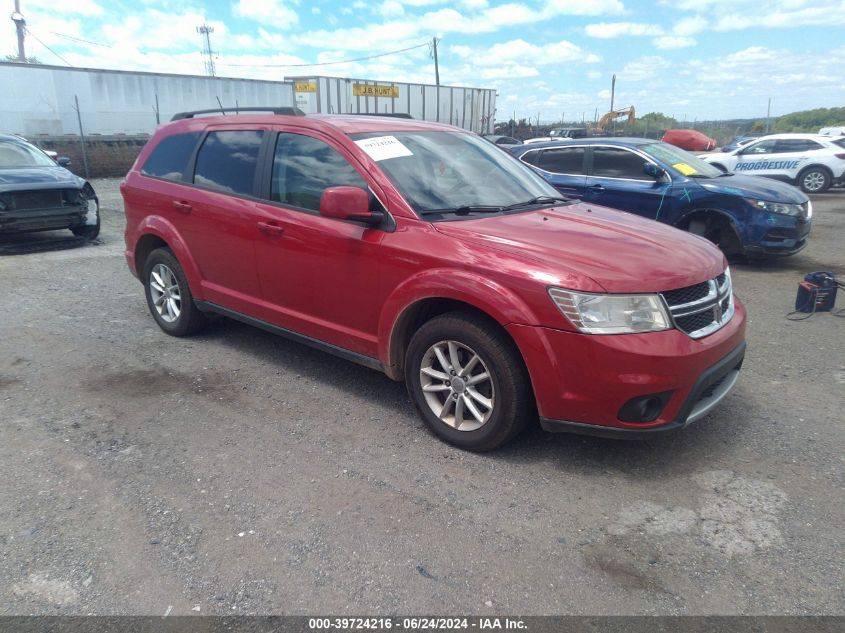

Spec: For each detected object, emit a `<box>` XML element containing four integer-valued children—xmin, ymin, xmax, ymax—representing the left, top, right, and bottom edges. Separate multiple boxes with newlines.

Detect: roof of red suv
<box><xmin>161</xmin><ymin>113</ymin><xmax>461</xmax><ymax>136</ymax></box>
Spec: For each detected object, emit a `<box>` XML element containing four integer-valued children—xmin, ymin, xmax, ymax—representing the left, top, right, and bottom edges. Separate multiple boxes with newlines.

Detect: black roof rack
<box><xmin>350</xmin><ymin>112</ymin><xmax>414</xmax><ymax>119</ymax></box>
<box><xmin>171</xmin><ymin>106</ymin><xmax>305</xmax><ymax>121</ymax></box>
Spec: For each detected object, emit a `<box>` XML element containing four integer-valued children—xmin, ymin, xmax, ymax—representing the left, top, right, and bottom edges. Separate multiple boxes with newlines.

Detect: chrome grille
<box><xmin>661</xmin><ymin>272</ymin><xmax>734</xmax><ymax>339</ymax></box>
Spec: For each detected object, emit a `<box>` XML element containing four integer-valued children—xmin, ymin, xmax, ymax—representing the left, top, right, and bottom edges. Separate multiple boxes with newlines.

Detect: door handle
<box><xmin>172</xmin><ymin>201</ymin><xmax>192</xmax><ymax>213</ymax></box>
<box><xmin>257</xmin><ymin>221</ymin><xmax>285</xmax><ymax>236</ymax></box>
<box><xmin>588</xmin><ymin>184</ymin><xmax>604</xmax><ymax>191</ymax></box>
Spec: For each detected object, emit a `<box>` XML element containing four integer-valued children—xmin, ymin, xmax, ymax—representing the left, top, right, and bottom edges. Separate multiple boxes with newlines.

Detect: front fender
<box><xmin>132</xmin><ymin>216</ymin><xmax>205</xmax><ymax>299</ymax></box>
<box><xmin>378</xmin><ymin>268</ymin><xmax>543</xmax><ymax>374</ymax></box>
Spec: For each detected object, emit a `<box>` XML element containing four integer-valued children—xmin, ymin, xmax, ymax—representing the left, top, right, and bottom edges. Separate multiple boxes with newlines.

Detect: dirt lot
<box><xmin>0</xmin><ymin>179</ymin><xmax>843</xmax><ymax>615</ymax></box>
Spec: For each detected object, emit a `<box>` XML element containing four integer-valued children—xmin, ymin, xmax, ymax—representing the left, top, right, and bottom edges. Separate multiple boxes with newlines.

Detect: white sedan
<box><xmin>701</xmin><ymin>133</ymin><xmax>845</xmax><ymax>193</ymax></box>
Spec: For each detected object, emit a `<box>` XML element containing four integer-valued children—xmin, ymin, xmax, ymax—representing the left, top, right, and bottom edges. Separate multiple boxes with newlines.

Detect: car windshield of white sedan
<box><xmin>644</xmin><ymin>142</ymin><xmax>723</xmax><ymax>179</ymax></box>
<box><xmin>351</xmin><ymin>131</ymin><xmax>562</xmax><ymax>217</ymax></box>
<box><xmin>0</xmin><ymin>140</ymin><xmax>57</xmax><ymax>168</ymax></box>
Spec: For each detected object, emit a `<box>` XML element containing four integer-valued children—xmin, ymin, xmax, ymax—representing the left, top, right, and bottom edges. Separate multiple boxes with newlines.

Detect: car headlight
<box><xmin>746</xmin><ymin>199</ymin><xmax>806</xmax><ymax>217</ymax></box>
<box><xmin>548</xmin><ymin>288</ymin><xmax>671</xmax><ymax>334</ymax></box>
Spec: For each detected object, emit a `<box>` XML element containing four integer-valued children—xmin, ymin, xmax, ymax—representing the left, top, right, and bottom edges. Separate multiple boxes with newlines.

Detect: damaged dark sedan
<box><xmin>0</xmin><ymin>134</ymin><xmax>99</xmax><ymax>239</ymax></box>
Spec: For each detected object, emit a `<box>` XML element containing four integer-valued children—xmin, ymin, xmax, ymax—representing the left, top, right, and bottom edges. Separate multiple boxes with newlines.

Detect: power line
<box><xmin>24</xmin><ymin>27</ymin><xmax>72</xmax><ymax>66</ymax></box>
<box><xmin>50</xmin><ymin>31</ymin><xmax>112</xmax><ymax>48</ymax></box>
<box><xmin>217</xmin><ymin>41</ymin><xmax>430</xmax><ymax>68</ymax></box>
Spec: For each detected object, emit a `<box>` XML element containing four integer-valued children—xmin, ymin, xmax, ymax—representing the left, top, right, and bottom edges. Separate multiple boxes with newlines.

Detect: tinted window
<box><xmin>271</xmin><ymin>133</ymin><xmax>366</xmax><ymax>211</ymax></box>
<box><xmin>537</xmin><ymin>147</ymin><xmax>585</xmax><ymax>174</ymax></box>
<box><xmin>742</xmin><ymin>139</ymin><xmax>776</xmax><ymax>155</ymax></box>
<box><xmin>141</xmin><ymin>132</ymin><xmax>200</xmax><ymax>181</ymax></box>
<box><xmin>833</xmin><ymin>138</ymin><xmax>845</xmax><ymax>149</ymax></box>
<box><xmin>520</xmin><ymin>150</ymin><xmax>540</xmax><ymax>166</ymax></box>
<box><xmin>591</xmin><ymin>147</ymin><xmax>648</xmax><ymax>179</ymax></box>
<box><xmin>774</xmin><ymin>139</ymin><xmax>823</xmax><ymax>153</ymax></box>
<box><xmin>193</xmin><ymin>130</ymin><xmax>263</xmax><ymax>195</ymax></box>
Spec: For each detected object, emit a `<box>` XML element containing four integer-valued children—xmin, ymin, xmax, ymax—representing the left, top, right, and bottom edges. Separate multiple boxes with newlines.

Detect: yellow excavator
<box><xmin>595</xmin><ymin>106</ymin><xmax>635</xmax><ymax>134</ymax></box>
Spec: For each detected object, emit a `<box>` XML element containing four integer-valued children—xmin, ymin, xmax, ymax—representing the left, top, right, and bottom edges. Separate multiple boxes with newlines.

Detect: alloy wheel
<box><xmin>419</xmin><ymin>340</ymin><xmax>495</xmax><ymax>431</ymax></box>
<box><xmin>149</xmin><ymin>263</ymin><xmax>182</xmax><ymax>323</ymax></box>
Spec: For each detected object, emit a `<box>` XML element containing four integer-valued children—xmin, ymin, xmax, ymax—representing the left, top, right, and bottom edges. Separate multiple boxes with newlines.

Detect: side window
<box><xmin>193</xmin><ymin>130</ymin><xmax>264</xmax><ymax>195</ymax></box>
<box><xmin>537</xmin><ymin>147</ymin><xmax>586</xmax><ymax>174</ymax></box>
<box><xmin>775</xmin><ymin>139</ymin><xmax>823</xmax><ymax>153</ymax></box>
<box><xmin>141</xmin><ymin>132</ymin><xmax>200</xmax><ymax>181</ymax></box>
<box><xmin>742</xmin><ymin>139</ymin><xmax>777</xmax><ymax>155</ymax></box>
<box><xmin>591</xmin><ymin>147</ymin><xmax>648</xmax><ymax>179</ymax></box>
<box><xmin>271</xmin><ymin>133</ymin><xmax>367</xmax><ymax>211</ymax></box>
<box><xmin>519</xmin><ymin>150</ymin><xmax>540</xmax><ymax>166</ymax></box>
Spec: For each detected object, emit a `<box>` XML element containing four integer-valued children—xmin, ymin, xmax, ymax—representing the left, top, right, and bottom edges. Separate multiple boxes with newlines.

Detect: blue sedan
<box><xmin>509</xmin><ymin>138</ymin><xmax>811</xmax><ymax>257</ymax></box>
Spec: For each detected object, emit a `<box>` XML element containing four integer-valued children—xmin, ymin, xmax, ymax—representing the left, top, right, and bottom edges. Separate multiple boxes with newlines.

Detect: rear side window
<box><xmin>271</xmin><ymin>133</ymin><xmax>366</xmax><ymax>211</ymax></box>
<box><xmin>774</xmin><ymin>139</ymin><xmax>823</xmax><ymax>153</ymax></box>
<box><xmin>141</xmin><ymin>132</ymin><xmax>200</xmax><ymax>181</ymax></box>
<box><xmin>591</xmin><ymin>147</ymin><xmax>648</xmax><ymax>179</ymax></box>
<box><xmin>193</xmin><ymin>130</ymin><xmax>264</xmax><ymax>195</ymax></box>
<box><xmin>537</xmin><ymin>147</ymin><xmax>586</xmax><ymax>174</ymax></box>
<box><xmin>519</xmin><ymin>150</ymin><xmax>540</xmax><ymax>166</ymax></box>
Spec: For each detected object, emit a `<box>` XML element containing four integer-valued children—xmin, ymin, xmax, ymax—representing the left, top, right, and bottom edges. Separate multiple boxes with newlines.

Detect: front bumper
<box><xmin>744</xmin><ymin>211</ymin><xmax>811</xmax><ymax>257</ymax></box>
<box><xmin>0</xmin><ymin>205</ymin><xmax>87</xmax><ymax>234</ymax></box>
<box><xmin>506</xmin><ymin>297</ymin><xmax>747</xmax><ymax>437</ymax></box>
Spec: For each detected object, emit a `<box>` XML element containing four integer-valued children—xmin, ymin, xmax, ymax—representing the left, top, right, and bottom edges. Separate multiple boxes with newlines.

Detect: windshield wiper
<box><xmin>421</xmin><ymin>205</ymin><xmax>503</xmax><ymax>216</ymax></box>
<box><xmin>502</xmin><ymin>195</ymin><xmax>571</xmax><ymax>211</ymax></box>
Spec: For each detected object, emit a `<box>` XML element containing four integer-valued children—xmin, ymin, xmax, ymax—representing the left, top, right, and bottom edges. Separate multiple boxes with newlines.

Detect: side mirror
<box><xmin>57</xmin><ymin>157</ymin><xmax>71</xmax><ymax>167</ymax></box>
<box><xmin>319</xmin><ymin>186</ymin><xmax>376</xmax><ymax>224</ymax></box>
<box><xmin>643</xmin><ymin>162</ymin><xmax>666</xmax><ymax>179</ymax></box>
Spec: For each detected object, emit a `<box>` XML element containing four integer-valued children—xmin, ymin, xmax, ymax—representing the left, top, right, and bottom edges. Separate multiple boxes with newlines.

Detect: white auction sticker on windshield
<box><xmin>354</xmin><ymin>136</ymin><xmax>413</xmax><ymax>161</ymax></box>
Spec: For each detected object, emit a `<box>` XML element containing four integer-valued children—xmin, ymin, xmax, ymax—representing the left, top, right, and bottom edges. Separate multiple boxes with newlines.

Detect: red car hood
<box><xmin>433</xmin><ymin>202</ymin><xmax>726</xmax><ymax>293</ymax></box>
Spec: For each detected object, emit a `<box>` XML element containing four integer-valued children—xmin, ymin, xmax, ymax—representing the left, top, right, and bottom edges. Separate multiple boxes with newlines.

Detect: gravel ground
<box><xmin>0</xmin><ymin>178</ymin><xmax>843</xmax><ymax>615</ymax></box>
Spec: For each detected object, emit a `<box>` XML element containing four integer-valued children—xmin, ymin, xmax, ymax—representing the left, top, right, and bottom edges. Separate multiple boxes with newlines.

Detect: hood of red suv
<box><xmin>433</xmin><ymin>202</ymin><xmax>725</xmax><ymax>293</ymax></box>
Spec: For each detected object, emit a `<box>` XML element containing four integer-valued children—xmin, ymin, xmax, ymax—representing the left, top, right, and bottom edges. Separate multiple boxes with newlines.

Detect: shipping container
<box><xmin>0</xmin><ymin>62</ymin><xmax>295</xmax><ymax>136</ymax></box>
<box><xmin>287</xmin><ymin>75</ymin><xmax>497</xmax><ymax>134</ymax></box>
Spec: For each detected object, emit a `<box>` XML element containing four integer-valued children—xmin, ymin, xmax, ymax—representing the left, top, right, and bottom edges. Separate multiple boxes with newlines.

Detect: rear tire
<box><xmin>405</xmin><ymin>311</ymin><xmax>532</xmax><ymax>451</ymax></box>
<box><xmin>142</xmin><ymin>247</ymin><xmax>206</xmax><ymax>337</ymax></box>
<box><xmin>798</xmin><ymin>167</ymin><xmax>831</xmax><ymax>193</ymax></box>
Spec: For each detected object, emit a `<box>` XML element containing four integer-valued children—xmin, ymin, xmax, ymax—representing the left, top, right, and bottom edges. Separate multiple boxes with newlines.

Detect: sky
<box><xmin>4</xmin><ymin>0</ymin><xmax>845</xmax><ymax>122</ymax></box>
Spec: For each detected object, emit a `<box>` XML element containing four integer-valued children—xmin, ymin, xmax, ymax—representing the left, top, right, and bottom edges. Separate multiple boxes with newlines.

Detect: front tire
<box><xmin>798</xmin><ymin>167</ymin><xmax>831</xmax><ymax>193</ymax></box>
<box><xmin>142</xmin><ymin>247</ymin><xmax>206</xmax><ymax>337</ymax></box>
<box><xmin>405</xmin><ymin>311</ymin><xmax>532</xmax><ymax>451</ymax></box>
<box><xmin>71</xmin><ymin>196</ymin><xmax>100</xmax><ymax>239</ymax></box>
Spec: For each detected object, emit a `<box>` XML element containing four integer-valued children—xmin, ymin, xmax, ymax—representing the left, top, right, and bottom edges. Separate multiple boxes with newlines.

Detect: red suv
<box><xmin>122</xmin><ymin>108</ymin><xmax>746</xmax><ymax>451</ymax></box>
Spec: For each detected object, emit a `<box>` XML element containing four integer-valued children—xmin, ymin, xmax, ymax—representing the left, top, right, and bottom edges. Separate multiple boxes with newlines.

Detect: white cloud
<box><xmin>379</xmin><ymin>1</ymin><xmax>406</xmax><ymax>17</ymax></box>
<box><xmin>585</xmin><ymin>22</ymin><xmax>663</xmax><ymax>38</ymax></box>
<box><xmin>24</xmin><ymin>0</ymin><xmax>104</xmax><ymax>17</ymax></box>
<box><xmin>653</xmin><ymin>36</ymin><xmax>696</xmax><ymax>49</ymax></box>
<box><xmin>452</xmin><ymin>38</ymin><xmax>599</xmax><ymax>67</ymax></box>
<box><xmin>673</xmin><ymin>16</ymin><xmax>708</xmax><ymax>36</ymax></box>
<box><xmin>235</xmin><ymin>0</ymin><xmax>299</xmax><ymax>28</ymax></box>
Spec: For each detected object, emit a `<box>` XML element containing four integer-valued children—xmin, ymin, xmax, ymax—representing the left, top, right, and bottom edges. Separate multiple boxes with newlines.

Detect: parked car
<box><xmin>818</xmin><ymin>126</ymin><xmax>845</xmax><ymax>137</ymax></box>
<box><xmin>721</xmin><ymin>134</ymin><xmax>761</xmax><ymax>152</ymax></box>
<box><xmin>511</xmin><ymin>137</ymin><xmax>811</xmax><ymax>257</ymax></box>
<box><xmin>701</xmin><ymin>133</ymin><xmax>845</xmax><ymax>193</ymax></box>
<box><xmin>0</xmin><ymin>133</ymin><xmax>99</xmax><ymax>238</ymax></box>
<box><xmin>122</xmin><ymin>110</ymin><xmax>746</xmax><ymax>451</ymax></box>
<box><xmin>483</xmin><ymin>134</ymin><xmax>522</xmax><ymax>147</ymax></box>
<box><xmin>662</xmin><ymin>129</ymin><xmax>717</xmax><ymax>152</ymax></box>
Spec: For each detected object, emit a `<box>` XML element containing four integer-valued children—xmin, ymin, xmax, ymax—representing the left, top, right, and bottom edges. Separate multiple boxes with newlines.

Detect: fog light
<box><xmin>618</xmin><ymin>391</ymin><xmax>673</xmax><ymax>423</ymax></box>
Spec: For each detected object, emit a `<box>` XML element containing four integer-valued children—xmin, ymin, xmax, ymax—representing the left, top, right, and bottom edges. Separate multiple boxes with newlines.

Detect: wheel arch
<box><xmin>797</xmin><ymin>164</ymin><xmax>833</xmax><ymax>192</ymax></box>
<box><xmin>379</xmin><ymin>271</ymin><xmax>540</xmax><ymax>381</ymax></box>
<box><xmin>673</xmin><ymin>207</ymin><xmax>745</xmax><ymax>254</ymax></box>
<box><xmin>133</xmin><ymin>217</ymin><xmax>204</xmax><ymax>299</ymax></box>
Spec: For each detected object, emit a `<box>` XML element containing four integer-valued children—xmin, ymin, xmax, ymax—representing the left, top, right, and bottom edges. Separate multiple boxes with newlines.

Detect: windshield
<box><xmin>642</xmin><ymin>142</ymin><xmax>723</xmax><ymax>179</ymax></box>
<box><xmin>350</xmin><ymin>131</ymin><xmax>562</xmax><ymax>217</ymax></box>
<box><xmin>0</xmin><ymin>139</ymin><xmax>57</xmax><ymax>168</ymax></box>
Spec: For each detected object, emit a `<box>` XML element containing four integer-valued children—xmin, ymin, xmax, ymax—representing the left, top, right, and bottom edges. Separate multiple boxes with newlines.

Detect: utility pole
<box><xmin>197</xmin><ymin>24</ymin><xmax>216</xmax><ymax>77</ymax></box>
<box><xmin>765</xmin><ymin>97</ymin><xmax>771</xmax><ymax>133</ymax></box>
<box><xmin>432</xmin><ymin>36</ymin><xmax>440</xmax><ymax>122</ymax></box>
<box><xmin>610</xmin><ymin>74</ymin><xmax>616</xmax><ymax>113</ymax></box>
<box><xmin>11</xmin><ymin>0</ymin><xmax>26</xmax><ymax>62</ymax></box>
